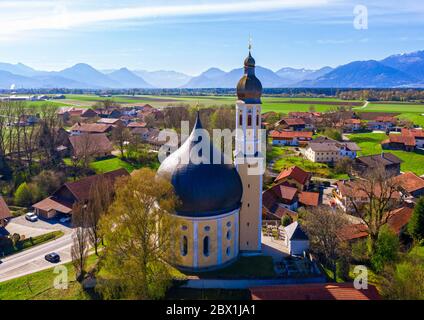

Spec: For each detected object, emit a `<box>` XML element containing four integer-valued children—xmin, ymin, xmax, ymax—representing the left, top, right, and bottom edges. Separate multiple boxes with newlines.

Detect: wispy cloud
<box><xmin>0</xmin><ymin>0</ymin><xmax>331</xmax><ymax>38</ymax></box>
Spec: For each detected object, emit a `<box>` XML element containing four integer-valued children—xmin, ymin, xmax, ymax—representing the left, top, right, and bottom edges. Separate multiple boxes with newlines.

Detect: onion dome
<box><xmin>156</xmin><ymin>112</ymin><xmax>243</xmax><ymax>217</ymax></box>
<box><xmin>237</xmin><ymin>51</ymin><xmax>262</xmax><ymax>104</ymax></box>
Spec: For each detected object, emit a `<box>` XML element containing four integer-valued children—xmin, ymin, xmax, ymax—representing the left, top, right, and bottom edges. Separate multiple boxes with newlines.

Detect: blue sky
<box><xmin>0</xmin><ymin>0</ymin><xmax>423</xmax><ymax>75</ymax></box>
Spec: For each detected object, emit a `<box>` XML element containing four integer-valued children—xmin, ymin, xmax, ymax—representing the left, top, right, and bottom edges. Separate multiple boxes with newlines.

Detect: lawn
<box><xmin>2</xmin><ymin>231</ymin><xmax>64</xmax><ymax>257</ymax></box>
<box><xmin>181</xmin><ymin>256</ymin><xmax>276</xmax><ymax>279</ymax></box>
<box><xmin>271</xmin><ymin>147</ymin><xmax>348</xmax><ymax>179</ymax></box>
<box><xmin>347</xmin><ymin>132</ymin><xmax>424</xmax><ymax>175</ymax></box>
<box><xmin>0</xmin><ymin>254</ymin><xmax>98</xmax><ymax>300</ymax></box>
<box><xmin>361</xmin><ymin>102</ymin><xmax>424</xmax><ymax>127</ymax></box>
<box><xmin>89</xmin><ymin>157</ymin><xmax>137</xmax><ymax>173</ymax></box>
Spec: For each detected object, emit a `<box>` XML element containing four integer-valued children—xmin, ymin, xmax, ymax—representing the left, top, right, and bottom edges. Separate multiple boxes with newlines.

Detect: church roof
<box><xmin>156</xmin><ymin>112</ymin><xmax>243</xmax><ymax>217</ymax></box>
<box><xmin>237</xmin><ymin>51</ymin><xmax>262</xmax><ymax>104</ymax></box>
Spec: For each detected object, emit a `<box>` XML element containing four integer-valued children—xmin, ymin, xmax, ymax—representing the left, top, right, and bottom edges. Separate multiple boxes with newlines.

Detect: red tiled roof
<box><xmin>270</xmin><ymin>130</ymin><xmax>313</xmax><ymax>139</ymax></box>
<box><xmin>0</xmin><ymin>196</ymin><xmax>12</xmax><ymax>220</ymax></box>
<box><xmin>62</xmin><ymin>169</ymin><xmax>129</xmax><ymax>203</ymax></box>
<box><xmin>70</xmin><ymin>123</ymin><xmax>112</xmax><ymax>133</ymax></box>
<box><xmin>338</xmin><ymin>223</ymin><xmax>369</xmax><ymax>241</ymax></box>
<box><xmin>392</xmin><ymin>172</ymin><xmax>424</xmax><ymax>194</ymax></box>
<box><xmin>388</xmin><ymin>134</ymin><xmax>416</xmax><ymax>147</ymax></box>
<box><xmin>274</xmin><ymin>185</ymin><xmax>298</xmax><ymax>201</ymax></box>
<box><xmin>401</xmin><ymin>128</ymin><xmax>424</xmax><ymax>138</ymax></box>
<box><xmin>280</xmin><ymin>118</ymin><xmax>306</xmax><ymax>126</ymax></box>
<box><xmin>250</xmin><ymin>283</ymin><xmax>381</xmax><ymax>300</ymax></box>
<box><xmin>275</xmin><ymin>166</ymin><xmax>311</xmax><ymax>185</ymax></box>
<box><xmin>344</xmin><ymin>119</ymin><xmax>361</xmax><ymax>124</ymax></box>
<box><xmin>387</xmin><ymin>206</ymin><xmax>414</xmax><ymax>234</ymax></box>
<box><xmin>298</xmin><ymin>191</ymin><xmax>320</xmax><ymax>207</ymax></box>
<box><xmin>69</xmin><ymin>133</ymin><xmax>113</xmax><ymax>157</ymax></box>
<box><xmin>375</xmin><ymin>116</ymin><xmax>397</xmax><ymax>123</ymax></box>
<box><xmin>97</xmin><ymin>118</ymin><xmax>122</xmax><ymax>124</ymax></box>
<box><xmin>32</xmin><ymin>197</ymin><xmax>73</xmax><ymax>214</ymax></box>
<box><xmin>127</xmin><ymin>122</ymin><xmax>147</xmax><ymax>128</ymax></box>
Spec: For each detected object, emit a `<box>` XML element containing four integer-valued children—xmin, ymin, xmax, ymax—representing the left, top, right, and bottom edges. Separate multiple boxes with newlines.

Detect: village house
<box><xmin>366</xmin><ymin>116</ymin><xmax>397</xmax><ymax>131</ymax></box>
<box><xmin>276</xmin><ymin>118</ymin><xmax>306</xmax><ymax>131</ymax></box>
<box><xmin>333</xmin><ymin>179</ymin><xmax>402</xmax><ymax>212</ymax></box>
<box><xmin>69</xmin><ymin>133</ymin><xmax>113</xmax><ymax>159</ymax></box>
<box><xmin>352</xmin><ymin>153</ymin><xmax>402</xmax><ymax>177</ymax></box>
<box><xmin>405</xmin><ymin>128</ymin><xmax>424</xmax><ymax>148</ymax></box>
<box><xmin>0</xmin><ymin>196</ymin><xmax>12</xmax><ymax>228</ymax></box>
<box><xmin>279</xmin><ymin>221</ymin><xmax>309</xmax><ymax>256</ymax></box>
<box><xmin>341</xmin><ymin>119</ymin><xmax>361</xmax><ymax>132</ymax></box>
<box><xmin>274</xmin><ymin>166</ymin><xmax>312</xmax><ymax>191</ymax></box>
<box><xmin>339</xmin><ymin>205</ymin><xmax>414</xmax><ymax>242</ymax></box>
<box><xmin>32</xmin><ymin>169</ymin><xmax>129</xmax><ymax>219</ymax></box>
<box><xmin>97</xmin><ymin>118</ymin><xmax>124</xmax><ymax>127</ymax></box>
<box><xmin>70</xmin><ymin>122</ymin><xmax>113</xmax><ymax>135</ymax></box>
<box><xmin>305</xmin><ymin>137</ymin><xmax>360</xmax><ymax>163</ymax></box>
<box><xmin>392</xmin><ymin>172</ymin><xmax>424</xmax><ymax>199</ymax></box>
<box><xmin>127</xmin><ymin>121</ymin><xmax>147</xmax><ymax>129</ymax></box>
<box><xmin>269</xmin><ymin>130</ymin><xmax>313</xmax><ymax>146</ymax></box>
<box><xmin>382</xmin><ymin>134</ymin><xmax>416</xmax><ymax>152</ymax></box>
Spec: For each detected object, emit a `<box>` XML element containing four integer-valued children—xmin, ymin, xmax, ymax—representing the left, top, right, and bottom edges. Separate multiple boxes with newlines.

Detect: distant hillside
<box><xmin>381</xmin><ymin>50</ymin><xmax>424</xmax><ymax>82</ymax></box>
<box><xmin>298</xmin><ymin>60</ymin><xmax>417</xmax><ymax>88</ymax></box>
<box><xmin>183</xmin><ymin>66</ymin><xmax>285</xmax><ymax>88</ymax></box>
<box><xmin>56</xmin><ymin>63</ymin><xmax>120</xmax><ymax>88</ymax></box>
<box><xmin>135</xmin><ymin>70</ymin><xmax>192</xmax><ymax>88</ymax></box>
<box><xmin>108</xmin><ymin>68</ymin><xmax>153</xmax><ymax>88</ymax></box>
<box><xmin>0</xmin><ymin>49</ymin><xmax>423</xmax><ymax>89</ymax></box>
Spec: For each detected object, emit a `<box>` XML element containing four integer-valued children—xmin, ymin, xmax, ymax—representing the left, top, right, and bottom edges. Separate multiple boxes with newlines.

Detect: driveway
<box><xmin>3</xmin><ymin>215</ymin><xmax>72</xmax><ymax>238</ymax></box>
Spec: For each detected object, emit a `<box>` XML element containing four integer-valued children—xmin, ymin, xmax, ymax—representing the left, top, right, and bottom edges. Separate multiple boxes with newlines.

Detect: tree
<box><xmin>14</xmin><ymin>182</ymin><xmax>33</xmax><ymax>207</ymax></box>
<box><xmin>302</xmin><ymin>207</ymin><xmax>348</xmax><ymax>282</ymax></box>
<box><xmin>97</xmin><ymin>168</ymin><xmax>179</xmax><ymax>300</ymax></box>
<box><xmin>381</xmin><ymin>255</ymin><xmax>424</xmax><ymax>300</ymax></box>
<box><xmin>371</xmin><ymin>226</ymin><xmax>399</xmax><ymax>273</ymax></box>
<box><xmin>71</xmin><ymin>202</ymin><xmax>90</xmax><ymax>282</ymax></box>
<box><xmin>323</xmin><ymin>128</ymin><xmax>343</xmax><ymax>141</ymax></box>
<box><xmin>111</xmin><ymin>124</ymin><xmax>131</xmax><ymax>158</ymax></box>
<box><xmin>86</xmin><ymin>176</ymin><xmax>113</xmax><ymax>256</ymax></box>
<box><xmin>408</xmin><ymin>196</ymin><xmax>424</xmax><ymax>242</ymax></box>
<box><xmin>345</xmin><ymin>168</ymin><xmax>402</xmax><ymax>254</ymax></box>
<box><xmin>32</xmin><ymin>170</ymin><xmax>64</xmax><ymax>199</ymax></box>
<box><xmin>281</xmin><ymin>215</ymin><xmax>293</xmax><ymax>227</ymax></box>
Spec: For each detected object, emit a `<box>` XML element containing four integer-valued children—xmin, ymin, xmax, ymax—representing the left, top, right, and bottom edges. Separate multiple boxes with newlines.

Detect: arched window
<box><xmin>203</xmin><ymin>236</ymin><xmax>210</xmax><ymax>257</ymax></box>
<box><xmin>226</xmin><ymin>230</ymin><xmax>231</xmax><ymax>240</ymax></box>
<box><xmin>256</xmin><ymin>115</ymin><xmax>259</xmax><ymax>126</ymax></box>
<box><xmin>226</xmin><ymin>247</ymin><xmax>231</xmax><ymax>256</ymax></box>
<box><xmin>239</xmin><ymin>114</ymin><xmax>243</xmax><ymax>126</ymax></box>
<box><xmin>181</xmin><ymin>236</ymin><xmax>188</xmax><ymax>256</ymax></box>
<box><xmin>247</xmin><ymin>115</ymin><xmax>252</xmax><ymax>126</ymax></box>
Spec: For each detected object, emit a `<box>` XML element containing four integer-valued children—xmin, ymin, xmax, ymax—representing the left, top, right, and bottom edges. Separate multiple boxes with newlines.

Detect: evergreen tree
<box><xmin>408</xmin><ymin>196</ymin><xmax>424</xmax><ymax>242</ymax></box>
<box><xmin>14</xmin><ymin>182</ymin><xmax>33</xmax><ymax>207</ymax></box>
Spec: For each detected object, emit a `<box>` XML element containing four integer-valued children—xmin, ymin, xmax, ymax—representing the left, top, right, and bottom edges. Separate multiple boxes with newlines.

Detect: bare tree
<box><xmin>302</xmin><ymin>206</ymin><xmax>349</xmax><ymax>282</ymax></box>
<box><xmin>111</xmin><ymin>124</ymin><xmax>131</xmax><ymax>158</ymax></box>
<box><xmin>71</xmin><ymin>202</ymin><xmax>90</xmax><ymax>282</ymax></box>
<box><xmin>344</xmin><ymin>167</ymin><xmax>402</xmax><ymax>253</ymax></box>
<box><xmin>86</xmin><ymin>176</ymin><xmax>113</xmax><ymax>256</ymax></box>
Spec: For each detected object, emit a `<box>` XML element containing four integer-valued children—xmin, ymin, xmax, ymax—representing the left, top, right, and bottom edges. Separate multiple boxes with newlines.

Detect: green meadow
<box><xmin>347</xmin><ymin>132</ymin><xmax>424</xmax><ymax>175</ymax></box>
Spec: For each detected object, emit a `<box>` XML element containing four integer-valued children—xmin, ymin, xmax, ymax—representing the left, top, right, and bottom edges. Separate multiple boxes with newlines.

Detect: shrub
<box><xmin>281</xmin><ymin>215</ymin><xmax>293</xmax><ymax>227</ymax></box>
<box><xmin>371</xmin><ymin>227</ymin><xmax>400</xmax><ymax>273</ymax></box>
<box><xmin>14</xmin><ymin>182</ymin><xmax>33</xmax><ymax>207</ymax></box>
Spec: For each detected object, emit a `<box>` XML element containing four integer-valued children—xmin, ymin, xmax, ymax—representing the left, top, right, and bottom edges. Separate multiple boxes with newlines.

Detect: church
<box><xmin>157</xmin><ymin>49</ymin><xmax>263</xmax><ymax>271</ymax></box>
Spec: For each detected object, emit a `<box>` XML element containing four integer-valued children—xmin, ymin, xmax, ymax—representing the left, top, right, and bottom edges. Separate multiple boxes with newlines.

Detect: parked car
<box><xmin>59</xmin><ymin>216</ymin><xmax>71</xmax><ymax>224</ymax></box>
<box><xmin>45</xmin><ymin>253</ymin><xmax>60</xmax><ymax>263</ymax></box>
<box><xmin>25</xmin><ymin>212</ymin><xmax>38</xmax><ymax>222</ymax></box>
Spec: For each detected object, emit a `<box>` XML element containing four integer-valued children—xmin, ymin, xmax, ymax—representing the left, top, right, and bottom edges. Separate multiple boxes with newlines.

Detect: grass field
<box><xmin>347</xmin><ymin>132</ymin><xmax>424</xmax><ymax>175</ymax></box>
<box><xmin>182</xmin><ymin>256</ymin><xmax>276</xmax><ymax>279</ymax></box>
<box><xmin>89</xmin><ymin>157</ymin><xmax>137</xmax><ymax>173</ymax></box>
<box><xmin>0</xmin><ymin>254</ymin><xmax>98</xmax><ymax>300</ymax></box>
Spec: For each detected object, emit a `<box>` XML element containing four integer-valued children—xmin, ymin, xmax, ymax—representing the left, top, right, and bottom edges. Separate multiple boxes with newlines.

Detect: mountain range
<box><xmin>0</xmin><ymin>50</ymin><xmax>423</xmax><ymax>89</ymax></box>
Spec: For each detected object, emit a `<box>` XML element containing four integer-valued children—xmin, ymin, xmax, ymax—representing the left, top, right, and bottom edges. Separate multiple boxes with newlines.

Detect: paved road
<box><xmin>0</xmin><ymin>231</ymin><xmax>74</xmax><ymax>283</ymax></box>
<box><xmin>353</xmin><ymin>100</ymin><xmax>369</xmax><ymax>110</ymax></box>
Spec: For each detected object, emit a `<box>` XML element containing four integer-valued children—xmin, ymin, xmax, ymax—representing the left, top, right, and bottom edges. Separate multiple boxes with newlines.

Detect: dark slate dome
<box><xmin>156</xmin><ymin>113</ymin><xmax>243</xmax><ymax>217</ymax></box>
<box><xmin>237</xmin><ymin>51</ymin><xmax>262</xmax><ymax>104</ymax></box>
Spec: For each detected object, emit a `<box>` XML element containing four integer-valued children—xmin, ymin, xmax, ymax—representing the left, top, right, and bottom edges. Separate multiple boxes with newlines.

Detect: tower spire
<box><xmin>248</xmin><ymin>35</ymin><xmax>252</xmax><ymax>53</ymax></box>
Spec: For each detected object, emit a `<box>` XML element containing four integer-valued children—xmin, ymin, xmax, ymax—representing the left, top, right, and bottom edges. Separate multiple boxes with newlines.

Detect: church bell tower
<box><xmin>235</xmin><ymin>46</ymin><xmax>263</xmax><ymax>254</ymax></box>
